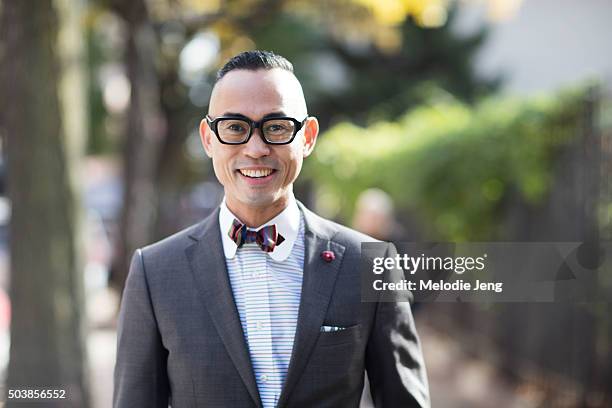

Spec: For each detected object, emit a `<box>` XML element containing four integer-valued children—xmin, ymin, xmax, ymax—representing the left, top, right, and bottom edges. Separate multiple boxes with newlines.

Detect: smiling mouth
<box><xmin>238</xmin><ymin>168</ymin><xmax>276</xmax><ymax>178</ymax></box>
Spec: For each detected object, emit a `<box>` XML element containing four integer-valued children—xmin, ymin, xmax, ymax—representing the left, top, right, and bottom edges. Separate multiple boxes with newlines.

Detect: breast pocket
<box><xmin>316</xmin><ymin>323</ymin><xmax>362</xmax><ymax>347</ymax></box>
<box><xmin>307</xmin><ymin>323</ymin><xmax>365</xmax><ymax>388</ymax></box>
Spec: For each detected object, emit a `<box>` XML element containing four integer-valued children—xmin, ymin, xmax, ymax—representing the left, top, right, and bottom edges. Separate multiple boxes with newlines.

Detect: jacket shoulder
<box><xmin>139</xmin><ymin>210</ymin><xmax>216</xmax><ymax>259</ymax></box>
<box><xmin>323</xmin><ymin>217</ymin><xmax>378</xmax><ymax>245</ymax></box>
<box><xmin>300</xmin><ymin>203</ymin><xmax>382</xmax><ymax>250</ymax></box>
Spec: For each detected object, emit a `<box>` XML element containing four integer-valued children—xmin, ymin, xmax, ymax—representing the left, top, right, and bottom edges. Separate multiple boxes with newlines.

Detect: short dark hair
<box><xmin>216</xmin><ymin>50</ymin><xmax>293</xmax><ymax>82</ymax></box>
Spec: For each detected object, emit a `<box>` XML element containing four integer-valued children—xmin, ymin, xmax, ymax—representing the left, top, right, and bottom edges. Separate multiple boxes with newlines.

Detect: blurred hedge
<box><xmin>303</xmin><ymin>88</ymin><xmax>586</xmax><ymax>240</ymax></box>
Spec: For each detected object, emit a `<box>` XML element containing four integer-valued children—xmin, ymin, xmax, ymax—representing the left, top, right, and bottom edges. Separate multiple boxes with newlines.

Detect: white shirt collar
<box><xmin>219</xmin><ymin>195</ymin><xmax>301</xmax><ymax>262</ymax></box>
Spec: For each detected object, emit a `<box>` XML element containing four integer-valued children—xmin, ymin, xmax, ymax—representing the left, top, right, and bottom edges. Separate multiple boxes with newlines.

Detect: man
<box><xmin>114</xmin><ymin>50</ymin><xmax>429</xmax><ymax>408</ymax></box>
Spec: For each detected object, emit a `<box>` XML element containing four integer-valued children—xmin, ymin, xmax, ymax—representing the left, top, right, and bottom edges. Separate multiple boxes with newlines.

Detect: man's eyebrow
<box><xmin>262</xmin><ymin>111</ymin><xmax>287</xmax><ymax>119</ymax></box>
<box><xmin>220</xmin><ymin>112</ymin><xmax>248</xmax><ymax>118</ymax></box>
<box><xmin>218</xmin><ymin>111</ymin><xmax>289</xmax><ymax>119</ymax></box>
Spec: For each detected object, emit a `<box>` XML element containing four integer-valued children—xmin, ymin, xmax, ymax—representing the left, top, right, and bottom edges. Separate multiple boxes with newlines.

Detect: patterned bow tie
<box><xmin>228</xmin><ymin>219</ymin><xmax>285</xmax><ymax>253</ymax></box>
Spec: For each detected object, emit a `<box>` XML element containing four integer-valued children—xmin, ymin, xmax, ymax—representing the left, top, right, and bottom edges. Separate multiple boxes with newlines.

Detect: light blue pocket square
<box><xmin>320</xmin><ymin>325</ymin><xmax>347</xmax><ymax>332</ymax></box>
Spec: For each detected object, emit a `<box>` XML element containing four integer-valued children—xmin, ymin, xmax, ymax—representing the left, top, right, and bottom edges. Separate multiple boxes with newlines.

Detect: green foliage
<box><xmin>303</xmin><ymin>87</ymin><xmax>586</xmax><ymax>241</ymax></box>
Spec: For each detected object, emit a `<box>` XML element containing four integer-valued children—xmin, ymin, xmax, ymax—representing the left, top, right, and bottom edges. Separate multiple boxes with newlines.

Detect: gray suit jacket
<box><xmin>113</xmin><ymin>203</ymin><xmax>429</xmax><ymax>407</ymax></box>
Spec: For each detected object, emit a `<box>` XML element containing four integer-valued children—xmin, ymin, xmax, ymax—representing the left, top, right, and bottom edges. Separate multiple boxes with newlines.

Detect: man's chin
<box><xmin>242</xmin><ymin>196</ymin><xmax>279</xmax><ymax>208</ymax></box>
<box><xmin>235</xmin><ymin>192</ymin><xmax>288</xmax><ymax>208</ymax></box>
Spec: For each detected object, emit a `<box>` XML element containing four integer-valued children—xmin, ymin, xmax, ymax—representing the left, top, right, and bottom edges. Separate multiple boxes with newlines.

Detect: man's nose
<box><xmin>243</xmin><ymin>128</ymin><xmax>271</xmax><ymax>158</ymax></box>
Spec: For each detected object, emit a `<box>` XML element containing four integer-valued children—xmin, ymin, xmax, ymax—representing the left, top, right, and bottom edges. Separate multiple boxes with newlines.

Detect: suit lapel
<box><xmin>276</xmin><ymin>204</ymin><xmax>346</xmax><ymax>408</ymax></box>
<box><xmin>185</xmin><ymin>209</ymin><xmax>262</xmax><ymax>408</ymax></box>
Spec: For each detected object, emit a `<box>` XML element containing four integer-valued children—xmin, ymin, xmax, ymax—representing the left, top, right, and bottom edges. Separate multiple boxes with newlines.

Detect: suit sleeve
<box><xmin>365</xmin><ymin>244</ymin><xmax>430</xmax><ymax>407</ymax></box>
<box><xmin>113</xmin><ymin>249</ymin><xmax>170</xmax><ymax>408</ymax></box>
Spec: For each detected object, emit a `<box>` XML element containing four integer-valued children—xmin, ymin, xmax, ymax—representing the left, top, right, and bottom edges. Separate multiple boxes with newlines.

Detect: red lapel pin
<box><xmin>321</xmin><ymin>250</ymin><xmax>335</xmax><ymax>262</ymax></box>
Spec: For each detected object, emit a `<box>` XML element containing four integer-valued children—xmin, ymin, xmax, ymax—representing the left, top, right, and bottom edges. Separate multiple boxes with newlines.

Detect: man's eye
<box><xmin>265</xmin><ymin>123</ymin><xmax>290</xmax><ymax>133</ymax></box>
<box><xmin>222</xmin><ymin>122</ymin><xmax>247</xmax><ymax>133</ymax></box>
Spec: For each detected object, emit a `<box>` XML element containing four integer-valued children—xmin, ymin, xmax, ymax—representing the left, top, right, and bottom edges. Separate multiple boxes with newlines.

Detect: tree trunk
<box><xmin>108</xmin><ymin>0</ymin><xmax>166</xmax><ymax>292</ymax></box>
<box><xmin>0</xmin><ymin>0</ymin><xmax>89</xmax><ymax>406</ymax></box>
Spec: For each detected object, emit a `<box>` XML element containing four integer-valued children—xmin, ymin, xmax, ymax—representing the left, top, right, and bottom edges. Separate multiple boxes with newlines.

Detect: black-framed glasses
<box><xmin>206</xmin><ymin>115</ymin><xmax>308</xmax><ymax>145</ymax></box>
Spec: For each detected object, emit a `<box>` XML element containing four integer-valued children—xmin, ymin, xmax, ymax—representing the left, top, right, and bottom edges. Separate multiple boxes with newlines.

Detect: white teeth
<box><xmin>240</xmin><ymin>168</ymin><xmax>273</xmax><ymax>178</ymax></box>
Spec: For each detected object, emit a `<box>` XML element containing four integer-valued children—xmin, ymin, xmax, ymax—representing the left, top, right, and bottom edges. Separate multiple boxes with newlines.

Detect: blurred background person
<box><xmin>352</xmin><ymin>188</ymin><xmax>405</xmax><ymax>242</ymax></box>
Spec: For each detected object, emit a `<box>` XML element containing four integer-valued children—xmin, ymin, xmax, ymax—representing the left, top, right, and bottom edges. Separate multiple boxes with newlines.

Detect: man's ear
<box><xmin>302</xmin><ymin>116</ymin><xmax>319</xmax><ymax>158</ymax></box>
<box><xmin>199</xmin><ymin>118</ymin><xmax>213</xmax><ymax>158</ymax></box>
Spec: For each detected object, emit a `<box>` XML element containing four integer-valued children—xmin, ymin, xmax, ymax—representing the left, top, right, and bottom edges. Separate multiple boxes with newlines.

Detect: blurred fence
<box><xmin>423</xmin><ymin>87</ymin><xmax>612</xmax><ymax>407</ymax></box>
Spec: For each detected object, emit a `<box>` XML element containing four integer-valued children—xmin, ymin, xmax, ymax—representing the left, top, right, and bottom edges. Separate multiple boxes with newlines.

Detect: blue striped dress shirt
<box><xmin>219</xmin><ymin>197</ymin><xmax>304</xmax><ymax>408</ymax></box>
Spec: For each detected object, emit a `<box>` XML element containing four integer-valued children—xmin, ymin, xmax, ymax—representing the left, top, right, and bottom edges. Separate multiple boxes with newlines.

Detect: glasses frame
<box><xmin>206</xmin><ymin>115</ymin><xmax>309</xmax><ymax>145</ymax></box>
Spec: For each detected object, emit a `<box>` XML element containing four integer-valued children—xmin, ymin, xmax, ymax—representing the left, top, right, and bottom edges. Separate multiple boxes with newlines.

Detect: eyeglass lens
<box><xmin>217</xmin><ymin>119</ymin><xmax>296</xmax><ymax>143</ymax></box>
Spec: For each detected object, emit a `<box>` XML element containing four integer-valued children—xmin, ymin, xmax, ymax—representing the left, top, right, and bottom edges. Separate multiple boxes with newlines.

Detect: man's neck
<box><xmin>225</xmin><ymin>196</ymin><xmax>291</xmax><ymax>228</ymax></box>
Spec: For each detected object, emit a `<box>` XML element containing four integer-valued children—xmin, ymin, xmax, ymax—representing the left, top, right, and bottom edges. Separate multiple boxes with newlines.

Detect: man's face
<box><xmin>200</xmin><ymin>68</ymin><xmax>318</xmax><ymax>216</ymax></box>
